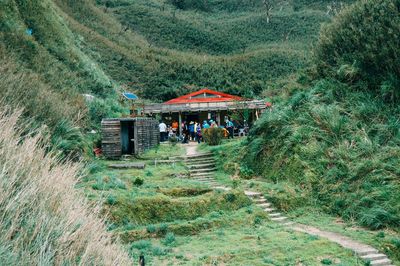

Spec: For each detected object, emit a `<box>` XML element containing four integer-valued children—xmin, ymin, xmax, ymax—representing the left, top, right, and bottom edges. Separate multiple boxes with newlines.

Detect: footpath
<box><xmin>177</xmin><ymin>142</ymin><xmax>394</xmax><ymax>266</ymax></box>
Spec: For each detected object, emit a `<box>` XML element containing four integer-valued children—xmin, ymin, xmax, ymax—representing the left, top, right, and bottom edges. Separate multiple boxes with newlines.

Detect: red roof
<box><xmin>165</xmin><ymin>89</ymin><xmax>243</xmax><ymax>104</ymax></box>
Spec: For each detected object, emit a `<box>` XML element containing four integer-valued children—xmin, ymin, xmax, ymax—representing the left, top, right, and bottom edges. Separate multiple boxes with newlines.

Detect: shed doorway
<box><xmin>120</xmin><ymin>121</ymin><xmax>134</xmax><ymax>155</ymax></box>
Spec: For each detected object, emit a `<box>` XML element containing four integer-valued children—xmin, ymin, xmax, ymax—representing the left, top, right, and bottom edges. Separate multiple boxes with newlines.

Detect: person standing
<box><xmin>159</xmin><ymin>120</ymin><xmax>167</xmax><ymax>142</ymax></box>
<box><xmin>202</xmin><ymin>120</ymin><xmax>210</xmax><ymax>129</ymax></box>
<box><xmin>188</xmin><ymin>121</ymin><xmax>195</xmax><ymax>141</ymax></box>
<box><xmin>196</xmin><ymin>123</ymin><xmax>202</xmax><ymax>143</ymax></box>
<box><xmin>226</xmin><ymin>118</ymin><xmax>234</xmax><ymax>139</ymax></box>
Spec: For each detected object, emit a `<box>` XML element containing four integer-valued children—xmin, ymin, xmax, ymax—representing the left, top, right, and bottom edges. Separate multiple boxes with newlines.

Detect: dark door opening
<box><xmin>120</xmin><ymin>121</ymin><xmax>134</xmax><ymax>154</ymax></box>
<box><xmin>184</xmin><ymin>114</ymin><xmax>200</xmax><ymax>123</ymax></box>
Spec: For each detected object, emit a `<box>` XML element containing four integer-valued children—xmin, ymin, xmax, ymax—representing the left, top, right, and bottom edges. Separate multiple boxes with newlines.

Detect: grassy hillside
<box><xmin>0</xmin><ymin>108</ymin><xmax>130</xmax><ymax>265</ymax></box>
<box><xmin>235</xmin><ymin>0</ymin><xmax>400</xmax><ymax>234</ymax></box>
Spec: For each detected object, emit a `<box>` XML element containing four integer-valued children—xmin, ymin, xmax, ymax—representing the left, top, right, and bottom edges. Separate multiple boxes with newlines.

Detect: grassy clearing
<box><xmin>136</xmin><ymin>209</ymin><xmax>359</xmax><ymax>265</ymax></box>
<box><xmin>80</xmin><ymin>143</ymin><xmax>364</xmax><ymax>264</ymax></box>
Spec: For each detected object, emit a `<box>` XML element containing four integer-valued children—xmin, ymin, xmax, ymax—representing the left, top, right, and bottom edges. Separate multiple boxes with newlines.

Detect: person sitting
<box><xmin>168</xmin><ymin>127</ymin><xmax>175</xmax><ymax>138</ymax></box>
<box><xmin>202</xmin><ymin>120</ymin><xmax>210</xmax><ymax>129</ymax></box>
<box><xmin>171</xmin><ymin>120</ymin><xmax>179</xmax><ymax>134</ymax></box>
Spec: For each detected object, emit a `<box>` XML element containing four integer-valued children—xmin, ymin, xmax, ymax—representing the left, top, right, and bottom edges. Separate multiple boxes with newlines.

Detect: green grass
<box><xmin>202</xmin><ymin>136</ymin><xmax>400</xmax><ymax>264</ymax></box>
<box><xmin>287</xmin><ymin>208</ymin><xmax>400</xmax><ymax>265</ymax></box>
<box><xmin>137</xmin><ymin>209</ymin><xmax>359</xmax><ymax>265</ymax></box>
<box><xmin>80</xmin><ymin>144</ymin><xmax>371</xmax><ymax>265</ymax></box>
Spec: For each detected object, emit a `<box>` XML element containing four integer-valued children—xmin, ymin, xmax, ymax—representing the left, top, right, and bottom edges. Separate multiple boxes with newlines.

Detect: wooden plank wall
<box><xmin>101</xmin><ymin>120</ymin><xmax>121</xmax><ymax>159</ymax></box>
<box><xmin>134</xmin><ymin>119</ymin><xmax>159</xmax><ymax>155</ymax></box>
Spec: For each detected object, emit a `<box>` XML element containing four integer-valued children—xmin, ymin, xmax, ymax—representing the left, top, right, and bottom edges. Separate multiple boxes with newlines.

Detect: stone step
<box><xmin>190</xmin><ymin>168</ymin><xmax>217</xmax><ymax>174</ymax></box>
<box><xmin>186</xmin><ymin>153</ymin><xmax>213</xmax><ymax>159</ymax></box>
<box><xmin>356</xmin><ymin>249</ymin><xmax>380</xmax><ymax>256</ymax></box>
<box><xmin>257</xmin><ymin>203</ymin><xmax>271</xmax><ymax>208</ymax></box>
<box><xmin>282</xmin><ymin>222</ymin><xmax>294</xmax><ymax>226</ymax></box>
<box><xmin>269</xmin><ymin>213</ymin><xmax>281</xmax><ymax>217</ymax></box>
<box><xmin>264</xmin><ymin>208</ymin><xmax>275</xmax><ymax>212</ymax></box>
<box><xmin>193</xmin><ymin>179</ymin><xmax>214</xmax><ymax>183</ymax></box>
<box><xmin>186</xmin><ymin>157</ymin><xmax>215</xmax><ymax>163</ymax></box>
<box><xmin>271</xmin><ymin>216</ymin><xmax>287</xmax><ymax>222</ymax></box>
<box><xmin>170</xmin><ymin>153</ymin><xmax>213</xmax><ymax>161</ymax></box>
<box><xmin>370</xmin><ymin>258</ymin><xmax>392</xmax><ymax>266</ymax></box>
<box><xmin>190</xmin><ymin>173</ymin><xmax>214</xmax><ymax>178</ymax></box>
<box><xmin>193</xmin><ymin>177</ymin><xmax>213</xmax><ymax>181</ymax></box>
<box><xmin>213</xmin><ymin>186</ymin><xmax>231</xmax><ymax>191</ymax></box>
<box><xmin>244</xmin><ymin>191</ymin><xmax>262</xmax><ymax>197</ymax></box>
<box><xmin>361</xmin><ymin>254</ymin><xmax>388</xmax><ymax>261</ymax></box>
<box><xmin>188</xmin><ymin>163</ymin><xmax>216</xmax><ymax>169</ymax></box>
<box><xmin>253</xmin><ymin>198</ymin><xmax>267</xmax><ymax>203</ymax></box>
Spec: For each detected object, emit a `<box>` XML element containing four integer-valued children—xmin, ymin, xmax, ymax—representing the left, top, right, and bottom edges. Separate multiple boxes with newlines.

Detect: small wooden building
<box><xmin>101</xmin><ymin>118</ymin><xmax>159</xmax><ymax>159</ymax></box>
<box><xmin>143</xmin><ymin>89</ymin><xmax>267</xmax><ymax>135</ymax></box>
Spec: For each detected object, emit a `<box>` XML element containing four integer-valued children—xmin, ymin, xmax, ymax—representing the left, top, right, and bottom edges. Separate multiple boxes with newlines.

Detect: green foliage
<box><xmin>92</xmin><ymin>175</ymin><xmax>126</xmax><ymax>190</ymax></box>
<box><xmin>320</xmin><ymin>258</ymin><xmax>333</xmax><ymax>265</ymax></box>
<box><xmin>50</xmin><ymin>120</ymin><xmax>86</xmax><ymax>160</ymax></box>
<box><xmin>314</xmin><ymin>0</ymin><xmax>400</xmax><ymax>101</ymax></box>
<box><xmin>109</xmin><ymin>190</ymin><xmax>251</xmax><ymax>225</ymax></box>
<box><xmin>146</xmin><ymin>224</ymin><xmax>157</xmax><ymax>234</ymax></box>
<box><xmin>202</xmin><ymin>128</ymin><xmax>224</xmax><ymax>146</ymax></box>
<box><xmin>133</xmin><ymin>177</ymin><xmax>144</xmax><ymax>187</ymax></box>
<box><xmin>131</xmin><ymin>240</ymin><xmax>152</xmax><ymax>251</ymax></box>
<box><xmin>239</xmin><ymin>166</ymin><xmax>255</xmax><ymax>179</ymax></box>
<box><xmin>162</xmin><ymin>232</ymin><xmax>176</xmax><ymax>246</ymax></box>
<box><xmin>244</xmin><ymin>80</ymin><xmax>400</xmax><ymax>230</ymax></box>
<box><xmin>106</xmin><ymin>194</ymin><xmax>118</xmax><ymax>205</ymax></box>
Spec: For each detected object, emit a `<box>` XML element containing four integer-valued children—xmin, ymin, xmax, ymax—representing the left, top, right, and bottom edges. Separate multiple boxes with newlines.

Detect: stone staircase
<box><xmin>184</xmin><ymin>152</ymin><xmax>230</xmax><ymax>191</ymax></box>
<box><xmin>175</xmin><ymin>148</ymin><xmax>395</xmax><ymax>266</ymax></box>
<box><xmin>245</xmin><ymin>191</ymin><xmax>394</xmax><ymax>266</ymax></box>
<box><xmin>245</xmin><ymin>191</ymin><xmax>293</xmax><ymax>226</ymax></box>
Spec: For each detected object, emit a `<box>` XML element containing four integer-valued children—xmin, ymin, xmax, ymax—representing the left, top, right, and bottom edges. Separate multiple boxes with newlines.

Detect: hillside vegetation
<box><xmin>0</xmin><ymin>108</ymin><xmax>130</xmax><ymax>265</ymax></box>
<box><xmin>0</xmin><ymin>0</ymin><xmax>339</xmax><ymax>121</ymax></box>
<box><xmin>241</xmin><ymin>0</ymin><xmax>400</xmax><ymax>231</ymax></box>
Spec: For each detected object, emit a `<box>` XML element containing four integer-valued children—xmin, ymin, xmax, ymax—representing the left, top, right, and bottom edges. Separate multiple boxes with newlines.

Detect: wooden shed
<box><xmin>101</xmin><ymin>118</ymin><xmax>159</xmax><ymax>159</ymax></box>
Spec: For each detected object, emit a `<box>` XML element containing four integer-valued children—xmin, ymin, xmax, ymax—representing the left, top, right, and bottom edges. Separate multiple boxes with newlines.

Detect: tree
<box><xmin>262</xmin><ymin>0</ymin><xmax>274</xmax><ymax>23</ymax></box>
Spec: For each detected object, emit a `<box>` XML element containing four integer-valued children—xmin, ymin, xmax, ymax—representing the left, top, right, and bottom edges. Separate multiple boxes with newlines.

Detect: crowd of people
<box><xmin>159</xmin><ymin>117</ymin><xmax>249</xmax><ymax>144</ymax></box>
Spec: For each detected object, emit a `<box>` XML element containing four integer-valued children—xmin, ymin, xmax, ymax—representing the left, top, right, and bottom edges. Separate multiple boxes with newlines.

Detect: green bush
<box><xmin>320</xmin><ymin>258</ymin><xmax>333</xmax><ymax>265</ymax></box>
<box><xmin>106</xmin><ymin>195</ymin><xmax>118</xmax><ymax>205</ymax></box>
<box><xmin>131</xmin><ymin>240</ymin><xmax>152</xmax><ymax>251</ymax></box>
<box><xmin>146</xmin><ymin>224</ymin><xmax>157</xmax><ymax>234</ymax></box>
<box><xmin>162</xmin><ymin>232</ymin><xmax>176</xmax><ymax>246</ymax></box>
<box><xmin>202</xmin><ymin>128</ymin><xmax>224</xmax><ymax>146</ymax></box>
<box><xmin>133</xmin><ymin>177</ymin><xmax>144</xmax><ymax>187</ymax></box>
<box><xmin>314</xmin><ymin>0</ymin><xmax>400</xmax><ymax>102</ymax></box>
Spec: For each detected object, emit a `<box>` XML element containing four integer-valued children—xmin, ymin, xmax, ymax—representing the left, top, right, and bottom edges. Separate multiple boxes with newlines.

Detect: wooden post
<box><xmin>178</xmin><ymin>112</ymin><xmax>182</xmax><ymax>136</ymax></box>
<box><xmin>216</xmin><ymin>112</ymin><xmax>221</xmax><ymax>126</ymax></box>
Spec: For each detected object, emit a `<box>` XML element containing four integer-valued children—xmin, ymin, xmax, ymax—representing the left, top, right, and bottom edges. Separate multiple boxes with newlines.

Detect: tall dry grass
<box><xmin>0</xmin><ymin>108</ymin><xmax>131</xmax><ymax>265</ymax></box>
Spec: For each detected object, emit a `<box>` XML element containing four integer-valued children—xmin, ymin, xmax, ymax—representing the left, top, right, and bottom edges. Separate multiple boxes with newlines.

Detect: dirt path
<box><xmin>185</xmin><ymin>142</ymin><xmax>198</xmax><ymax>156</ymax></box>
<box><xmin>182</xmin><ymin>144</ymin><xmax>394</xmax><ymax>266</ymax></box>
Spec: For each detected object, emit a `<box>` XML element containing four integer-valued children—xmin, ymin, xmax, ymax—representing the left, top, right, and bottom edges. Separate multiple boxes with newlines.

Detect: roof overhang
<box><xmin>143</xmin><ymin>100</ymin><xmax>267</xmax><ymax>114</ymax></box>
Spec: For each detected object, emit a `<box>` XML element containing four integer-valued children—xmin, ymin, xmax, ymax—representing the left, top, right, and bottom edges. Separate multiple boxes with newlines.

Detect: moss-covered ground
<box><xmin>80</xmin><ymin>143</ymin><xmax>378</xmax><ymax>265</ymax></box>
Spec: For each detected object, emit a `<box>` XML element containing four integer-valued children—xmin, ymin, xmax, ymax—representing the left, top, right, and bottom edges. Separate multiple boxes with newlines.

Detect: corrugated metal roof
<box><xmin>165</xmin><ymin>88</ymin><xmax>243</xmax><ymax>104</ymax></box>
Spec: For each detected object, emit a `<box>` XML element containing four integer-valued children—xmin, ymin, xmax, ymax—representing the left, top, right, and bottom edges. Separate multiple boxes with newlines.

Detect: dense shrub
<box><xmin>202</xmin><ymin>128</ymin><xmax>224</xmax><ymax>146</ymax></box>
<box><xmin>245</xmin><ymin>80</ymin><xmax>400</xmax><ymax>229</ymax></box>
<box><xmin>314</xmin><ymin>0</ymin><xmax>400</xmax><ymax>101</ymax></box>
